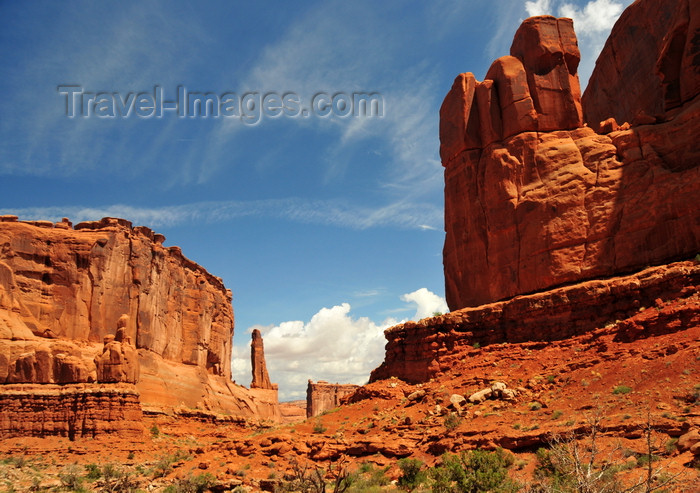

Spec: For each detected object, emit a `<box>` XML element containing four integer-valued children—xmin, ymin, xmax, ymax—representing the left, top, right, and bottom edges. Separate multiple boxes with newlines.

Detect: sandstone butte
<box><xmin>306</xmin><ymin>380</ymin><xmax>360</xmax><ymax>418</ymax></box>
<box><xmin>440</xmin><ymin>0</ymin><xmax>699</xmax><ymax>311</ymax></box>
<box><xmin>0</xmin><ymin>216</ymin><xmax>280</xmax><ymax>437</ymax></box>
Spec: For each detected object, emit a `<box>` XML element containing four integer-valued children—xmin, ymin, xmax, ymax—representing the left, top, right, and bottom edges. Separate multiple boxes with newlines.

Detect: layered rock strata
<box><xmin>306</xmin><ymin>380</ymin><xmax>360</xmax><ymax>418</ymax></box>
<box><xmin>0</xmin><ymin>216</ymin><xmax>279</xmax><ymax>424</ymax></box>
<box><xmin>0</xmin><ymin>384</ymin><xmax>143</xmax><ymax>438</ymax></box>
<box><xmin>371</xmin><ymin>260</ymin><xmax>699</xmax><ymax>383</ymax></box>
<box><xmin>441</xmin><ymin>11</ymin><xmax>700</xmax><ymax>310</ymax></box>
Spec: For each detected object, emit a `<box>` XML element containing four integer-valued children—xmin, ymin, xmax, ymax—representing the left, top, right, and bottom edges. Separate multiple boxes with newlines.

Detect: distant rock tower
<box><xmin>250</xmin><ymin>329</ymin><xmax>275</xmax><ymax>390</ymax></box>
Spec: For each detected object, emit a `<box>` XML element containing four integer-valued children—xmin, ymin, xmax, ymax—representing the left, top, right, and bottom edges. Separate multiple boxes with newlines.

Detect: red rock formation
<box><xmin>441</xmin><ymin>13</ymin><xmax>700</xmax><ymax>310</ymax></box>
<box><xmin>583</xmin><ymin>0</ymin><xmax>700</xmax><ymax>128</ymax></box>
<box><xmin>0</xmin><ymin>217</ymin><xmax>280</xmax><ymax>421</ymax></box>
<box><xmin>0</xmin><ymin>384</ymin><xmax>143</xmax><ymax>439</ymax></box>
<box><xmin>250</xmin><ymin>329</ymin><xmax>275</xmax><ymax>390</ymax></box>
<box><xmin>371</xmin><ymin>260</ymin><xmax>699</xmax><ymax>383</ymax></box>
<box><xmin>95</xmin><ymin>315</ymin><xmax>140</xmax><ymax>384</ymax></box>
<box><xmin>0</xmin><ymin>217</ymin><xmax>233</xmax><ymax>375</ymax></box>
<box><xmin>306</xmin><ymin>380</ymin><xmax>360</xmax><ymax>418</ymax></box>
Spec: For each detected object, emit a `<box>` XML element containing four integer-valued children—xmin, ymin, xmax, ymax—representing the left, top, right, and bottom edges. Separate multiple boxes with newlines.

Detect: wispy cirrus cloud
<box><xmin>0</xmin><ymin>1</ymin><xmax>212</xmax><ymax>179</ymax></box>
<box><xmin>0</xmin><ymin>197</ymin><xmax>442</xmax><ymax>231</ymax></box>
<box><xmin>209</xmin><ymin>1</ymin><xmax>444</xmax><ymax>197</ymax></box>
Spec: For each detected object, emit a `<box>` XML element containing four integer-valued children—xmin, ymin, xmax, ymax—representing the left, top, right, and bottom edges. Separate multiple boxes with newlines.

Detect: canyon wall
<box><xmin>441</xmin><ymin>9</ymin><xmax>700</xmax><ymax>311</ymax></box>
<box><xmin>0</xmin><ymin>216</ymin><xmax>279</xmax><ymax>425</ymax></box>
<box><xmin>0</xmin><ymin>216</ymin><xmax>233</xmax><ymax>377</ymax></box>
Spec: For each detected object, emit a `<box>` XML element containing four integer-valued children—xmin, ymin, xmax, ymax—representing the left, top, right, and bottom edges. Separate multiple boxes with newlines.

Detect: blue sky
<box><xmin>0</xmin><ymin>0</ymin><xmax>631</xmax><ymax>400</ymax></box>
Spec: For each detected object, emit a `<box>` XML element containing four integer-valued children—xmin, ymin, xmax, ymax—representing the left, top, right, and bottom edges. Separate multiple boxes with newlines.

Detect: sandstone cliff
<box><xmin>0</xmin><ymin>216</ymin><xmax>279</xmax><ymax>423</ymax></box>
<box><xmin>441</xmin><ymin>10</ymin><xmax>700</xmax><ymax>310</ymax></box>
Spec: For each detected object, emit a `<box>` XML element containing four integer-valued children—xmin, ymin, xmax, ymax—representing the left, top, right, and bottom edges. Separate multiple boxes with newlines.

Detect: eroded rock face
<box><xmin>0</xmin><ymin>217</ymin><xmax>233</xmax><ymax>376</ymax></box>
<box><xmin>94</xmin><ymin>315</ymin><xmax>140</xmax><ymax>384</ymax></box>
<box><xmin>442</xmin><ymin>13</ymin><xmax>700</xmax><ymax>310</ymax></box>
<box><xmin>0</xmin><ymin>217</ymin><xmax>279</xmax><ymax>420</ymax></box>
<box><xmin>583</xmin><ymin>0</ymin><xmax>700</xmax><ymax>128</ymax></box>
<box><xmin>306</xmin><ymin>380</ymin><xmax>359</xmax><ymax>418</ymax></box>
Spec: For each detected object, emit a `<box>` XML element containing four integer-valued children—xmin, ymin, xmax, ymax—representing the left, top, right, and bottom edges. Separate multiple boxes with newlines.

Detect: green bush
<box><xmin>612</xmin><ymin>385</ymin><xmax>632</xmax><ymax>395</ymax></box>
<box><xmin>150</xmin><ymin>424</ymin><xmax>160</xmax><ymax>437</ymax></box>
<box><xmin>151</xmin><ymin>456</ymin><xmax>175</xmax><ymax>478</ymax></box>
<box><xmin>398</xmin><ymin>458</ymin><xmax>427</xmax><ymax>491</ymax></box>
<box><xmin>353</xmin><ymin>463</ymin><xmax>391</xmax><ymax>490</ymax></box>
<box><xmin>430</xmin><ymin>448</ymin><xmax>518</xmax><ymax>493</ymax></box>
<box><xmin>59</xmin><ymin>464</ymin><xmax>85</xmax><ymax>492</ymax></box>
<box><xmin>164</xmin><ymin>473</ymin><xmax>215</xmax><ymax>493</ymax></box>
<box><xmin>636</xmin><ymin>453</ymin><xmax>661</xmax><ymax>467</ymax></box>
<box><xmin>84</xmin><ymin>463</ymin><xmax>101</xmax><ymax>481</ymax></box>
<box><xmin>444</xmin><ymin>413</ymin><xmax>462</xmax><ymax>431</ymax></box>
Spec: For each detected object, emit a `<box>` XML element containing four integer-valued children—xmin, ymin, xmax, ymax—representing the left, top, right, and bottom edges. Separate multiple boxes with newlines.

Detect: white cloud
<box><xmin>558</xmin><ymin>0</ymin><xmax>628</xmax><ymax>86</ymax></box>
<box><xmin>233</xmin><ymin>303</ymin><xmax>395</xmax><ymax>401</ymax></box>
<box><xmin>559</xmin><ymin>0</ymin><xmax>624</xmax><ymax>35</ymax></box>
<box><xmin>517</xmin><ymin>0</ymin><xmax>630</xmax><ymax>87</ymax></box>
<box><xmin>401</xmin><ymin>288</ymin><xmax>449</xmax><ymax>319</ymax></box>
<box><xmin>525</xmin><ymin>0</ymin><xmax>552</xmax><ymax>16</ymax></box>
<box><xmin>233</xmin><ymin>288</ymin><xmax>448</xmax><ymax>401</ymax></box>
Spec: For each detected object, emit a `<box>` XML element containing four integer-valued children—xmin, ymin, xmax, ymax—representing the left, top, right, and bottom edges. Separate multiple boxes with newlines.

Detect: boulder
<box><xmin>677</xmin><ymin>428</ymin><xmax>700</xmax><ymax>452</ymax></box>
<box><xmin>468</xmin><ymin>388</ymin><xmax>493</xmax><ymax>404</ymax></box>
<box><xmin>449</xmin><ymin>393</ymin><xmax>466</xmax><ymax>408</ymax></box>
<box><xmin>407</xmin><ymin>389</ymin><xmax>426</xmax><ymax>402</ymax></box>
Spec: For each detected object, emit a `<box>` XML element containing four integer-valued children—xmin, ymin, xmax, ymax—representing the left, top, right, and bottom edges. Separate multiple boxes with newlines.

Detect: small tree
<box><xmin>531</xmin><ymin>410</ymin><xmax>686</xmax><ymax>493</ymax></box>
<box><xmin>430</xmin><ymin>448</ymin><xmax>518</xmax><ymax>493</ymax></box>
<box><xmin>398</xmin><ymin>458</ymin><xmax>427</xmax><ymax>491</ymax></box>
